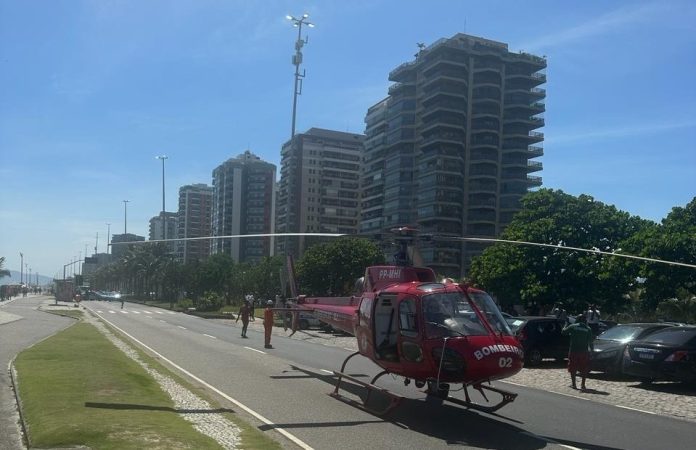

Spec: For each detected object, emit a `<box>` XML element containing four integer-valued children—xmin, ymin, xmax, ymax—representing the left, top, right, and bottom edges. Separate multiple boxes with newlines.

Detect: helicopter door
<box><xmin>397</xmin><ymin>296</ymin><xmax>424</xmax><ymax>365</ymax></box>
<box><xmin>374</xmin><ymin>294</ymin><xmax>399</xmax><ymax>362</ymax></box>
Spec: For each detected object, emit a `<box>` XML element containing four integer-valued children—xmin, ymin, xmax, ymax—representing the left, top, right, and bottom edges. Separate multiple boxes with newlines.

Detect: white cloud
<box><xmin>519</xmin><ymin>2</ymin><xmax>665</xmax><ymax>52</ymax></box>
<box><xmin>546</xmin><ymin>118</ymin><xmax>696</xmax><ymax>145</ymax></box>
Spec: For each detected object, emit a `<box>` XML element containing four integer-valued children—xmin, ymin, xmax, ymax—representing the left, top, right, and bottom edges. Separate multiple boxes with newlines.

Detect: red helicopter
<box><xmin>283</xmin><ymin>226</ymin><xmax>523</xmax><ymax>414</ymax></box>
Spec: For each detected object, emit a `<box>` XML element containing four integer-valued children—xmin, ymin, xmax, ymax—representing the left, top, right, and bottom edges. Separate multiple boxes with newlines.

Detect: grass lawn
<box><xmin>15</xmin><ymin>321</ymin><xmax>280</xmax><ymax>449</ymax></box>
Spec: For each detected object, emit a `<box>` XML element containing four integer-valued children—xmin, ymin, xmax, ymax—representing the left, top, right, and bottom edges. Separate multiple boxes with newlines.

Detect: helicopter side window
<box><xmin>399</xmin><ymin>297</ymin><xmax>418</xmax><ymax>338</ymax></box>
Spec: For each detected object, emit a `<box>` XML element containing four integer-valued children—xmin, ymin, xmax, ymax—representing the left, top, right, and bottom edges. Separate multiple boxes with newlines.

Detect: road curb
<box><xmin>8</xmin><ymin>357</ymin><xmax>29</xmax><ymax>449</ymax></box>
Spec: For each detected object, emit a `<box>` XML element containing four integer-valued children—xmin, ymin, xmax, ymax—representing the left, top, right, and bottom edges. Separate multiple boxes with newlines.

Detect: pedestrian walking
<box><xmin>236</xmin><ymin>300</ymin><xmax>251</xmax><ymax>338</ymax></box>
<box><xmin>248</xmin><ymin>294</ymin><xmax>256</xmax><ymax>321</ymax></box>
<box><xmin>585</xmin><ymin>304</ymin><xmax>601</xmax><ymax>336</ymax></box>
<box><xmin>562</xmin><ymin>314</ymin><xmax>594</xmax><ymax>390</ymax></box>
<box><xmin>263</xmin><ymin>300</ymin><xmax>274</xmax><ymax>348</ymax></box>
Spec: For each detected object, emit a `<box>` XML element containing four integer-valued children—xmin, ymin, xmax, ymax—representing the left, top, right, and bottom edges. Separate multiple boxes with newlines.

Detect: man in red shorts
<box><xmin>562</xmin><ymin>314</ymin><xmax>594</xmax><ymax>390</ymax></box>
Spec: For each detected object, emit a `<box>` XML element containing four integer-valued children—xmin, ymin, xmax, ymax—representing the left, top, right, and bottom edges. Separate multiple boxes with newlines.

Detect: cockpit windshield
<box><xmin>423</xmin><ymin>291</ymin><xmax>511</xmax><ymax>338</ymax></box>
<box><xmin>468</xmin><ymin>291</ymin><xmax>513</xmax><ymax>336</ymax></box>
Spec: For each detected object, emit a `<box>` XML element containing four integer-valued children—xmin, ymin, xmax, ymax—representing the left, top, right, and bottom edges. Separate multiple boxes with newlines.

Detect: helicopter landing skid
<box><xmin>443</xmin><ymin>383</ymin><xmax>518</xmax><ymax>413</ymax></box>
<box><xmin>329</xmin><ymin>352</ymin><xmax>401</xmax><ymax>415</ymax></box>
<box><xmin>330</xmin><ymin>370</ymin><xmax>402</xmax><ymax>415</ymax></box>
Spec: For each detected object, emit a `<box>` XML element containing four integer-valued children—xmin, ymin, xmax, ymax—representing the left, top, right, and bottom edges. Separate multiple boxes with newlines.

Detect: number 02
<box><xmin>499</xmin><ymin>357</ymin><xmax>513</xmax><ymax>368</ymax></box>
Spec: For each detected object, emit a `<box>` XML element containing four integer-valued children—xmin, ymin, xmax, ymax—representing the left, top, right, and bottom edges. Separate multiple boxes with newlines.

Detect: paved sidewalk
<box><xmin>0</xmin><ymin>295</ymin><xmax>78</xmax><ymax>450</ymax></box>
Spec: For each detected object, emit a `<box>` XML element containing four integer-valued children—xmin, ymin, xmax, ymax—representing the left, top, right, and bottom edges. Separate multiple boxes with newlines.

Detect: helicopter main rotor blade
<box><xmin>109</xmin><ymin>232</ymin><xmax>347</xmax><ymax>245</ymax></box>
<box><xmin>440</xmin><ymin>236</ymin><xmax>696</xmax><ymax>269</ymax></box>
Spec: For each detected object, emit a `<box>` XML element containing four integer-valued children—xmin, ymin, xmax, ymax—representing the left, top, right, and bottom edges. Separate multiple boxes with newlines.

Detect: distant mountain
<box><xmin>0</xmin><ymin>270</ymin><xmax>54</xmax><ymax>286</ymax></box>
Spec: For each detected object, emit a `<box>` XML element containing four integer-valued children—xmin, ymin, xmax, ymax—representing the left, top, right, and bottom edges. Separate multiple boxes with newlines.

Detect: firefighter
<box><xmin>263</xmin><ymin>300</ymin><xmax>274</xmax><ymax>349</ymax></box>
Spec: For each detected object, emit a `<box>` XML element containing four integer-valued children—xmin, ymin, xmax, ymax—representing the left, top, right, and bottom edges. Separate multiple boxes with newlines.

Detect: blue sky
<box><xmin>1</xmin><ymin>0</ymin><xmax>695</xmax><ymax>278</ymax></box>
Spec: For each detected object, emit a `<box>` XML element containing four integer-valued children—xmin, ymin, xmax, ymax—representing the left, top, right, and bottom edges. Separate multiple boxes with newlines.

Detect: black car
<box><xmin>590</xmin><ymin>323</ymin><xmax>674</xmax><ymax>374</ymax></box>
<box><xmin>506</xmin><ymin>316</ymin><xmax>569</xmax><ymax>366</ymax></box>
<box><xmin>622</xmin><ymin>326</ymin><xmax>696</xmax><ymax>384</ymax></box>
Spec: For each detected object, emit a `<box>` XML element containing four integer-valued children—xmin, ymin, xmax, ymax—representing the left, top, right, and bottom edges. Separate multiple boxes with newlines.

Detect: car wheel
<box><xmin>526</xmin><ymin>348</ymin><xmax>543</xmax><ymax>366</ymax></box>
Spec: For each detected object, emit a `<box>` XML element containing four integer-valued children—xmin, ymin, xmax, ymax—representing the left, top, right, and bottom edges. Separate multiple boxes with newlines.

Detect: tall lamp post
<box><xmin>155</xmin><ymin>155</ymin><xmax>168</xmax><ymax>240</ymax></box>
<box><xmin>106</xmin><ymin>223</ymin><xmax>111</xmax><ymax>254</ymax></box>
<box><xmin>123</xmin><ymin>200</ymin><xmax>130</xmax><ymax>234</ymax></box>
<box><xmin>286</xmin><ymin>13</ymin><xmax>314</xmax><ymax>138</ymax></box>
<box><xmin>19</xmin><ymin>252</ymin><xmax>23</xmax><ymax>285</ymax></box>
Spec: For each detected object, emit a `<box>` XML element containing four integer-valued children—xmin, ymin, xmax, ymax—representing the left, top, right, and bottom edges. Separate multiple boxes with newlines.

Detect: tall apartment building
<box><xmin>276</xmin><ymin>128</ymin><xmax>364</xmax><ymax>258</ymax></box>
<box><xmin>359</xmin><ymin>33</ymin><xmax>546</xmax><ymax>276</ymax></box>
<box><xmin>148</xmin><ymin>212</ymin><xmax>178</xmax><ymax>242</ymax></box>
<box><xmin>211</xmin><ymin>150</ymin><xmax>276</xmax><ymax>264</ymax></box>
<box><xmin>110</xmin><ymin>233</ymin><xmax>146</xmax><ymax>259</ymax></box>
<box><xmin>176</xmin><ymin>183</ymin><xmax>213</xmax><ymax>264</ymax></box>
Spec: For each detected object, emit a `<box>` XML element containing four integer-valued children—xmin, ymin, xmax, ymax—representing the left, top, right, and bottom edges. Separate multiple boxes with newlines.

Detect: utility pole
<box><xmin>286</xmin><ymin>13</ymin><xmax>314</xmax><ymax>138</ymax></box>
<box><xmin>19</xmin><ymin>252</ymin><xmax>23</xmax><ymax>285</ymax></box>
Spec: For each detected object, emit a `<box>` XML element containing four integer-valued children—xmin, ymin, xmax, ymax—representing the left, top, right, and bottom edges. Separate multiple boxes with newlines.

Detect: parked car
<box><xmin>590</xmin><ymin>323</ymin><xmax>675</xmax><ymax>374</ymax></box>
<box><xmin>506</xmin><ymin>316</ymin><xmax>569</xmax><ymax>366</ymax></box>
<box><xmin>298</xmin><ymin>312</ymin><xmax>321</xmax><ymax>330</ymax></box>
<box><xmin>622</xmin><ymin>326</ymin><xmax>696</xmax><ymax>384</ymax></box>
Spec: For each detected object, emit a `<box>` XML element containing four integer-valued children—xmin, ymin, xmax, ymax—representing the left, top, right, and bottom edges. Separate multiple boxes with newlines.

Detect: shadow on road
<box><xmin>271</xmin><ymin>364</ymin><xmax>623</xmax><ymax>450</ymax></box>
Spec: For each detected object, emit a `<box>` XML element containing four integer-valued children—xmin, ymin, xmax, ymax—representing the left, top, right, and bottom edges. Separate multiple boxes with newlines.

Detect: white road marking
<box><xmin>108</xmin><ymin>311</ymin><xmax>115</xmax><ymax>314</ymax></box>
<box><xmin>92</xmin><ymin>316</ymin><xmax>312</xmax><ymax>450</ymax></box>
<box><xmin>203</xmin><ymin>334</ymin><xmax>217</xmax><ymax>339</ymax></box>
<box><xmin>521</xmin><ymin>431</ymin><xmax>583</xmax><ymax>450</ymax></box>
<box><xmin>159</xmin><ymin>320</ymin><xmax>166</xmax><ymax>323</ymax></box>
<box><xmin>131</xmin><ymin>311</ymin><xmax>141</xmax><ymax>314</ymax></box>
<box><xmin>320</xmin><ymin>369</ymin><xmax>333</xmax><ymax>374</ymax></box>
<box><xmin>120</xmin><ymin>311</ymin><xmax>128</xmax><ymax>314</ymax></box>
<box><xmin>343</xmin><ymin>348</ymin><xmax>354</xmax><ymax>352</ymax></box>
<box><xmin>97</xmin><ymin>310</ymin><xmax>103</xmax><ymax>313</ymax></box>
<box><xmin>155</xmin><ymin>311</ymin><xmax>164</xmax><ymax>314</ymax></box>
<box><xmin>178</xmin><ymin>326</ymin><xmax>187</xmax><ymax>330</ymax></box>
<box><xmin>244</xmin><ymin>346</ymin><xmax>266</xmax><ymax>354</ymax></box>
<box><xmin>615</xmin><ymin>404</ymin><xmax>657</xmax><ymax>415</ymax></box>
<box><xmin>144</xmin><ymin>311</ymin><xmax>152</xmax><ymax>314</ymax></box>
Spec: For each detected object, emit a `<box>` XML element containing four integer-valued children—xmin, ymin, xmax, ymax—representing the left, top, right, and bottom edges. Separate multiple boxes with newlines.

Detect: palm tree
<box><xmin>0</xmin><ymin>257</ymin><xmax>11</xmax><ymax>279</ymax></box>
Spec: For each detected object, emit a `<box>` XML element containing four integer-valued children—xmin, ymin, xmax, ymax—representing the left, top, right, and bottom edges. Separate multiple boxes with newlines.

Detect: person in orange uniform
<box><xmin>263</xmin><ymin>300</ymin><xmax>274</xmax><ymax>349</ymax></box>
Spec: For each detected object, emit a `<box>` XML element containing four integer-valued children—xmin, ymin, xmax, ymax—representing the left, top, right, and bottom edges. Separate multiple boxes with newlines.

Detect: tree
<box><xmin>0</xmin><ymin>257</ymin><xmax>10</xmax><ymax>279</ymax></box>
<box><xmin>297</xmin><ymin>237</ymin><xmax>386</xmax><ymax>296</ymax></box>
<box><xmin>468</xmin><ymin>189</ymin><xmax>651</xmax><ymax>315</ymax></box>
<box><xmin>621</xmin><ymin>197</ymin><xmax>696</xmax><ymax>310</ymax></box>
<box><xmin>656</xmin><ymin>289</ymin><xmax>696</xmax><ymax>323</ymax></box>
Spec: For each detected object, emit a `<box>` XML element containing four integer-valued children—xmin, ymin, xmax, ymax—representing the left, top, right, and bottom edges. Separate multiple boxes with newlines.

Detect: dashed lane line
<box><xmin>204</xmin><ymin>334</ymin><xmax>217</xmax><ymax>339</ymax></box>
<box><xmin>144</xmin><ymin>311</ymin><xmax>153</xmax><ymax>314</ymax></box>
<box><xmin>178</xmin><ymin>326</ymin><xmax>187</xmax><ymax>330</ymax></box>
<box><xmin>244</xmin><ymin>346</ymin><xmax>267</xmax><ymax>355</ymax></box>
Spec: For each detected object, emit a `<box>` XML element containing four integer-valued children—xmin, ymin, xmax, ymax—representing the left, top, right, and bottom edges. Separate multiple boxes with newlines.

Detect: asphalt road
<box><xmin>82</xmin><ymin>300</ymin><xmax>695</xmax><ymax>450</ymax></box>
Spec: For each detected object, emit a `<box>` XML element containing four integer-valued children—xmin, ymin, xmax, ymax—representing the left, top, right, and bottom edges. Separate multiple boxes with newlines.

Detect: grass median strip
<box><xmin>14</xmin><ymin>320</ymin><xmax>279</xmax><ymax>449</ymax></box>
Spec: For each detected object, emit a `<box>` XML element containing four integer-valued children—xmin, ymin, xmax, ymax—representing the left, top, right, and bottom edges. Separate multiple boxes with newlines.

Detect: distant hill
<box><xmin>0</xmin><ymin>270</ymin><xmax>54</xmax><ymax>286</ymax></box>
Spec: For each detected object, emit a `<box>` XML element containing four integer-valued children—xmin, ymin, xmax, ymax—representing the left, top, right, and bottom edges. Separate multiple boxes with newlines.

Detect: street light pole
<box><xmin>156</xmin><ymin>155</ymin><xmax>168</xmax><ymax>240</ymax></box>
<box><xmin>19</xmin><ymin>252</ymin><xmax>23</xmax><ymax>285</ymax></box>
<box><xmin>106</xmin><ymin>223</ymin><xmax>111</xmax><ymax>254</ymax></box>
<box><xmin>123</xmin><ymin>200</ymin><xmax>130</xmax><ymax>234</ymax></box>
<box><xmin>286</xmin><ymin>13</ymin><xmax>314</xmax><ymax>138</ymax></box>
